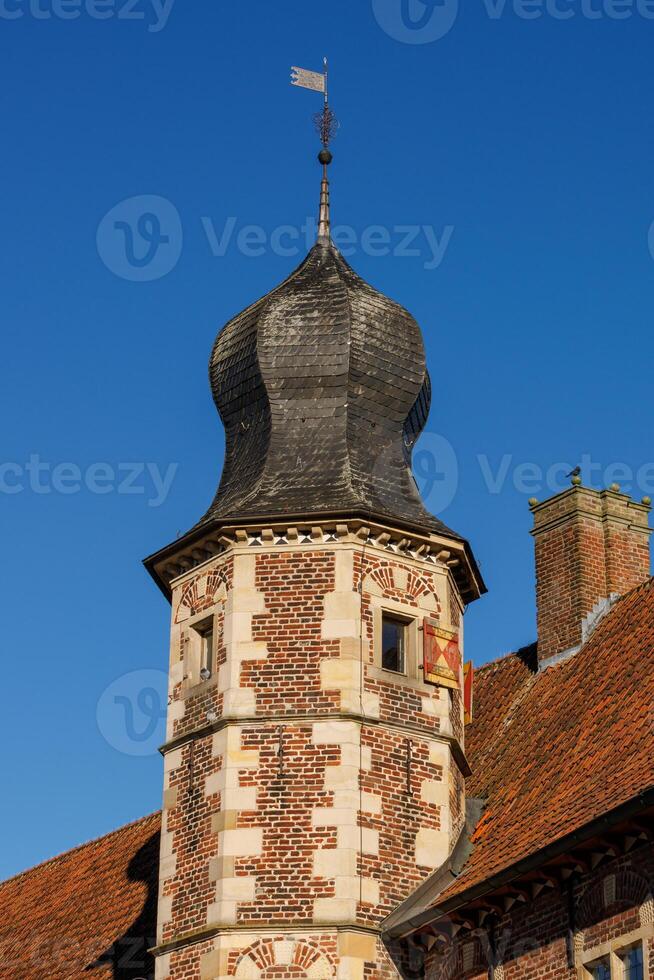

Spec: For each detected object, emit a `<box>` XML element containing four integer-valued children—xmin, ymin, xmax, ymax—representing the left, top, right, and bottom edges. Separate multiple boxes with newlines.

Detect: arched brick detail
<box><xmin>426</xmin><ymin>935</ymin><xmax>467</xmax><ymax>980</ymax></box>
<box><xmin>577</xmin><ymin>868</ymin><xmax>653</xmax><ymax>929</ymax></box>
<box><xmin>174</xmin><ymin>568</ymin><xmax>228</xmax><ymax>622</ymax></box>
<box><xmin>362</xmin><ymin>562</ymin><xmax>440</xmax><ymax>613</ymax></box>
<box><xmin>234</xmin><ymin>940</ymin><xmax>334</xmax><ymax>980</ymax></box>
<box><xmin>406</xmin><ymin>568</ymin><xmax>441</xmax><ymax>610</ymax></box>
<box><xmin>438</xmin><ymin>931</ymin><xmax>494</xmax><ymax>980</ymax></box>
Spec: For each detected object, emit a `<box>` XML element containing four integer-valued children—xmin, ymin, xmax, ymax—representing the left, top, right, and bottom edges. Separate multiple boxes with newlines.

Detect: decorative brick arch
<box><xmin>362</xmin><ymin>563</ymin><xmax>440</xmax><ymax>613</ymax></box>
<box><xmin>426</xmin><ymin>934</ymin><xmax>475</xmax><ymax>980</ymax></box>
<box><xmin>174</xmin><ymin>568</ymin><xmax>228</xmax><ymax>622</ymax></box>
<box><xmin>234</xmin><ymin>940</ymin><xmax>334</xmax><ymax>980</ymax></box>
<box><xmin>577</xmin><ymin>868</ymin><xmax>653</xmax><ymax>930</ymax></box>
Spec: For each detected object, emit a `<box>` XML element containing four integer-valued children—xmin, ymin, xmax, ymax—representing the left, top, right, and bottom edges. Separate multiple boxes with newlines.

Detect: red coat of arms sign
<box><xmin>423</xmin><ymin>618</ymin><xmax>461</xmax><ymax>690</ymax></box>
<box><xmin>463</xmin><ymin>660</ymin><xmax>474</xmax><ymax>724</ymax></box>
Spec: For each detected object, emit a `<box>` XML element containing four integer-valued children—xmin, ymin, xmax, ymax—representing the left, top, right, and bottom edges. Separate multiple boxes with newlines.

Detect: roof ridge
<box><xmin>476</xmin><ymin>642</ymin><xmax>537</xmax><ymax>674</ymax></box>
<box><xmin>0</xmin><ymin>810</ymin><xmax>160</xmax><ymax>889</ymax></box>
<box><xmin>617</xmin><ymin>575</ymin><xmax>654</xmax><ymax>602</ymax></box>
<box><xmin>574</xmin><ymin>576</ymin><xmax>654</xmax><ymax>655</ymax></box>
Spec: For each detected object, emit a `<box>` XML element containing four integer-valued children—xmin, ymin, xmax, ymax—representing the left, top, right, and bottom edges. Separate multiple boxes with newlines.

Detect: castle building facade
<box><xmin>1</xmin><ymin>158</ymin><xmax>654</xmax><ymax>980</ymax></box>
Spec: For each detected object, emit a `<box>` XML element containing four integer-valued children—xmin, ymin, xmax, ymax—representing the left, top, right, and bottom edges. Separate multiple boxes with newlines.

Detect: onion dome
<box><xmin>145</xmin><ymin>153</ymin><xmax>485</xmax><ymax>602</ymax></box>
<box><xmin>196</xmin><ymin>236</ymin><xmax>455</xmax><ymax>539</ymax></box>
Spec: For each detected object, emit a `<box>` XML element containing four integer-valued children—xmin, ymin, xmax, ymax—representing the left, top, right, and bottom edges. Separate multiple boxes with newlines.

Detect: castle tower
<box><xmin>145</xmin><ymin>143</ymin><xmax>485</xmax><ymax>980</ymax></box>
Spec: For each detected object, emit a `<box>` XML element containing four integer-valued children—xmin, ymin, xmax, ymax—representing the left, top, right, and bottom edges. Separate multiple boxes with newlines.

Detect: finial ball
<box><xmin>642</xmin><ymin>496</ymin><xmax>652</xmax><ymax>506</ymax></box>
<box><xmin>318</xmin><ymin>148</ymin><xmax>333</xmax><ymax>166</ymax></box>
<box><xmin>528</xmin><ymin>497</ymin><xmax>539</xmax><ymax>507</ymax></box>
<box><xmin>571</xmin><ymin>475</ymin><xmax>582</xmax><ymax>486</ymax></box>
<box><xmin>609</xmin><ymin>482</ymin><xmax>621</xmax><ymax>493</ymax></box>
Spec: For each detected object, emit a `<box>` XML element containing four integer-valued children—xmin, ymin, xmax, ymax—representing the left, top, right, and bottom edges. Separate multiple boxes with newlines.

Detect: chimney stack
<box><xmin>530</xmin><ymin>482</ymin><xmax>651</xmax><ymax>665</ymax></box>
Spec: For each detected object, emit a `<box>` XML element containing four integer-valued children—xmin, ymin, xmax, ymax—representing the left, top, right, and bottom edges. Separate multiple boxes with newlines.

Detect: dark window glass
<box><xmin>193</xmin><ymin>619</ymin><xmax>214</xmax><ymax>676</ymax></box>
<box><xmin>589</xmin><ymin>958</ymin><xmax>610</xmax><ymax>980</ymax></box>
<box><xmin>621</xmin><ymin>945</ymin><xmax>644</xmax><ymax>980</ymax></box>
<box><xmin>202</xmin><ymin>629</ymin><xmax>214</xmax><ymax>673</ymax></box>
<box><xmin>382</xmin><ymin>616</ymin><xmax>406</xmax><ymax>673</ymax></box>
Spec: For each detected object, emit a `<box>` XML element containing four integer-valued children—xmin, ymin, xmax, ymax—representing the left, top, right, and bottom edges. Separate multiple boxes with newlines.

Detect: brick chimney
<box><xmin>530</xmin><ymin>482</ymin><xmax>651</xmax><ymax>664</ymax></box>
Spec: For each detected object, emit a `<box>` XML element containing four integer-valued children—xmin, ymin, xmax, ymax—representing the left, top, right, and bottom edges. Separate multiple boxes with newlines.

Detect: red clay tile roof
<box><xmin>0</xmin><ymin>811</ymin><xmax>160</xmax><ymax>980</ymax></box>
<box><xmin>435</xmin><ymin>578</ymin><xmax>654</xmax><ymax>909</ymax></box>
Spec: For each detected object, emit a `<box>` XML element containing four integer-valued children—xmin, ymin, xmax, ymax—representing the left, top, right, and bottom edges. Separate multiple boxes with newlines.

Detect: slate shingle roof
<box><xmin>198</xmin><ymin>242</ymin><xmax>458</xmax><ymax>539</ymax></box>
<box><xmin>0</xmin><ymin>812</ymin><xmax>160</xmax><ymax>980</ymax></box>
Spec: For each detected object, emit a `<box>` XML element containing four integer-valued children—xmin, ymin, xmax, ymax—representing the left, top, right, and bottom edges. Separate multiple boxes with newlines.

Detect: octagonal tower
<box><xmin>145</xmin><ymin>153</ymin><xmax>484</xmax><ymax>980</ymax></box>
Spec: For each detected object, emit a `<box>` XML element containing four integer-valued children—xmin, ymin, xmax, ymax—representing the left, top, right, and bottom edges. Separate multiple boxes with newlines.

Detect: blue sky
<box><xmin>1</xmin><ymin>0</ymin><xmax>653</xmax><ymax>879</ymax></box>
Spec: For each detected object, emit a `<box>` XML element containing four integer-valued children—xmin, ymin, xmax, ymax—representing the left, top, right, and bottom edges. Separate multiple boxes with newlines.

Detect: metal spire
<box><xmin>291</xmin><ymin>57</ymin><xmax>339</xmax><ymax>247</ymax></box>
<box><xmin>317</xmin><ymin>156</ymin><xmax>331</xmax><ymax>246</ymax></box>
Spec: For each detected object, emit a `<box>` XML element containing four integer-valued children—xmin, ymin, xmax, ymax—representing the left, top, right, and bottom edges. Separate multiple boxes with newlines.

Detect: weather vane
<box><xmin>290</xmin><ymin>59</ymin><xmax>339</xmax><ymax>245</ymax></box>
<box><xmin>291</xmin><ymin>58</ymin><xmax>340</xmax><ymax>152</ymax></box>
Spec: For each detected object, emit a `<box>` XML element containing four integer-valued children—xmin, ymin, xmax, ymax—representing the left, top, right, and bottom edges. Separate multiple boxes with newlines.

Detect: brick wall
<box><xmin>530</xmin><ymin>486</ymin><xmax>651</xmax><ymax>662</ymax></box>
<box><xmin>155</xmin><ymin>530</ymin><xmax>468</xmax><ymax>980</ymax></box>
<box><xmin>418</xmin><ymin>844</ymin><xmax>654</xmax><ymax>979</ymax></box>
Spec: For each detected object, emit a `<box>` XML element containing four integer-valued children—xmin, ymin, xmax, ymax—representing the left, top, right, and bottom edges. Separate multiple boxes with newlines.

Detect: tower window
<box><xmin>620</xmin><ymin>945</ymin><xmax>644</xmax><ymax>980</ymax></box>
<box><xmin>583</xmin><ymin>938</ymin><xmax>646</xmax><ymax>978</ymax></box>
<box><xmin>192</xmin><ymin>618</ymin><xmax>214</xmax><ymax>678</ymax></box>
<box><xmin>587</xmin><ymin>960</ymin><xmax>610</xmax><ymax>980</ymax></box>
<box><xmin>382</xmin><ymin>615</ymin><xmax>407</xmax><ymax>673</ymax></box>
